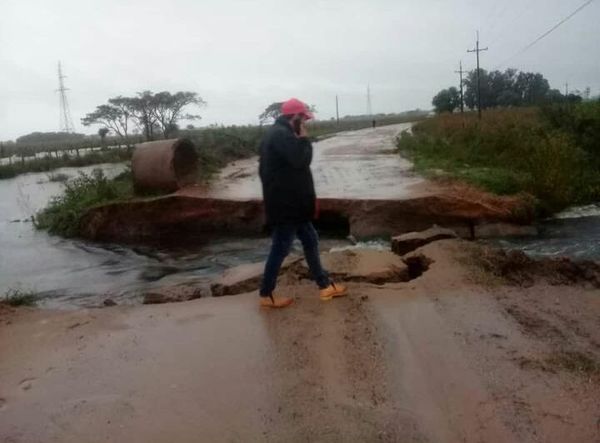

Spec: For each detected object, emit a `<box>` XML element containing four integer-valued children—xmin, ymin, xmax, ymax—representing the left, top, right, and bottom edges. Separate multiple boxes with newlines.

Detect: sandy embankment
<box><xmin>1</xmin><ymin>239</ymin><xmax>599</xmax><ymax>443</ymax></box>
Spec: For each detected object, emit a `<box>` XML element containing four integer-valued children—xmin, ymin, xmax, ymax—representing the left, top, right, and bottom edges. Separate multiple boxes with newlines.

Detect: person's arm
<box><xmin>272</xmin><ymin>130</ymin><xmax>313</xmax><ymax>169</ymax></box>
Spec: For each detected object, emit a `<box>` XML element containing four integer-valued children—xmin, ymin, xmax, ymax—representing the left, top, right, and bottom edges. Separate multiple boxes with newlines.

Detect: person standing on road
<box><xmin>258</xmin><ymin>98</ymin><xmax>348</xmax><ymax>308</ymax></box>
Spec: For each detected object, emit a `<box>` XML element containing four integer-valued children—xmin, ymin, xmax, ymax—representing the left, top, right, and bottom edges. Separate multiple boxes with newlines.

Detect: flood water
<box><xmin>497</xmin><ymin>204</ymin><xmax>600</xmax><ymax>260</ymax></box>
<box><xmin>0</xmin><ymin>165</ymin><xmax>252</xmax><ymax>308</ymax></box>
<box><xmin>1</xmin><ymin>162</ymin><xmax>598</xmax><ymax>310</ymax></box>
<box><xmin>0</xmin><ymin>164</ymin><xmax>353</xmax><ymax>309</ymax></box>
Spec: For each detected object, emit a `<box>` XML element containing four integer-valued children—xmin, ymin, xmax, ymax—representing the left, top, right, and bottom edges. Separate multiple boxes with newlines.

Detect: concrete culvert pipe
<box><xmin>132</xmin><ymin>138</ymin><xmax>199</xmax><ymax>193</ymax></box>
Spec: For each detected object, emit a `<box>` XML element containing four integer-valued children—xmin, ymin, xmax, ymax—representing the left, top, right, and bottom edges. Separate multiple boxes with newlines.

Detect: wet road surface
<box><xmin>182</xmin><ymin>123</ymin><xmax>430</xmax><ymax>201</ymax></box>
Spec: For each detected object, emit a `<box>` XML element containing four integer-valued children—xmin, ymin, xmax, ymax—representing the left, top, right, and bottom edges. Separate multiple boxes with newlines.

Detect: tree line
<box><xmin>81</xmin><ymin>90</ymin><xmax>205</xmax><ymax>144</ymax></box>
<box><xmin>432</xmin><ymin>68</ymin><xmax>589</xmax><ymax>114</ymax></box>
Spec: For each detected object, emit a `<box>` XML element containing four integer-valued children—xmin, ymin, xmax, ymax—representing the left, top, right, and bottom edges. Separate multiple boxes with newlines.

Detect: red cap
<box><xmin>281</xmin><ymin>98</ymin><xmax>314</xmax><ymax>120</ymax></box>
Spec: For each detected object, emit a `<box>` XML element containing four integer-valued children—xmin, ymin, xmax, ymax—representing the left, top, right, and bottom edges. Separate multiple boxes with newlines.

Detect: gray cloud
<box><xmin>1</xmin><ymin>0</ymin><xmax>598</xmax><ymax>139</ymax></box>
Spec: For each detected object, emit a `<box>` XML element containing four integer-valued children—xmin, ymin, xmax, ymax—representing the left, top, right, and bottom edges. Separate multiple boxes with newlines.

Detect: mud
<box><xmin>80</xmin><ymin>193</ymin><xmax>533</xmax><ymax>244</ymax></box>
<box><xmin>1</xmin><ymin>240</ymin><xmax>598</xmax><ymax>442</ymax></box>
<box><xmin>474</xmin><ymin>246</ymin><xmax>600</xmax><ymax>288</ymax></box>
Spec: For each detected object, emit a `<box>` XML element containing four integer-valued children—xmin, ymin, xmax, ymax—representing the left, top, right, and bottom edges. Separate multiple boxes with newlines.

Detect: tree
<box><xmin>432</xmin><ymin>87</ymin><xmax>460</xmax><ymax>113</ymax></box>
<box><xmin>490</xmin><ymin>69</ymin><xmax>519</xmax><ymax>107</ymax></box>
<box><xmin>463</xmin><ymin>69</ymin><xmax>493</xmax><ymax>110</ymax></box>
<box><xmin>16</xmin><ymin>132</ymin><xmax>85</xmax><ymax>145</ymax></box>
<box><xmin>82</xmin><ymin>96</ymin><xmax>134</xmax><ymax>146</ymax></box>
<box><xmin>83</xmin><ymin>91</ymin><xmax>205</xmax><ymax>142</ymax></box>
<box><xmin>150</xmin><ymin>91</ymin><xmax>205</xmax><ymax>138</ymax></box>
<box><xmin>460</xmin><ymin>68</ymin><xmax>557</xmax><ymax>110</ymax></box>
<box><xmin>128</xmin><ymin>91</ymin><xmax>160</xmax><ymax>141</ymax></box>
<box><xmin>259</xmin><ymin>102</ymin><xmax>283</xmax><ymax>124</ymax></box>
<box><xmin>546</xmin><ymin>89</ymin><xmax>564</xmax><ymax>103</ymax></box>
<box><xmin>515</xmin><ymin>72</ymin><xmax>550</xmax><ymax>105</ymax></box>
<box><xmin>98</xmin><ymin>128</ymin><xmax>109</xmax><ymax>147</ymax></box>
<box><xmin>565</xmin><ymin>93</ymin><xmax>583</xmax><ymax>104</ymax></box>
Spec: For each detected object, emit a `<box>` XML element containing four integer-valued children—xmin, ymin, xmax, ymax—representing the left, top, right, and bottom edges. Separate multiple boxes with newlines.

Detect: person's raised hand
<box><xmin>299</xmin><ymin>119</ymin><xmax>308</xmax><ymax>138</ymax></box>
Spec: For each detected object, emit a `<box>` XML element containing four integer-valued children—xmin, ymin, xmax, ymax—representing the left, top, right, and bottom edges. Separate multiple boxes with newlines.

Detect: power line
<box><xmin>488</xmin><ymin>0</ymin><xmax>536</xmax><ymax>49</ymax></box>
<box><xmin>495</xmin><ymin>0</ymin><xmax>596</xmax><ymax>69</ymax></box>
<box><xmin>454</xmin><ymin>61</ymin><xmax>466</xmax><ymax>114</ymax></box>
<box><xmin>467</xmin><ymin>31</ymin><xmax>488</xmax><ymax>120</ymax></box>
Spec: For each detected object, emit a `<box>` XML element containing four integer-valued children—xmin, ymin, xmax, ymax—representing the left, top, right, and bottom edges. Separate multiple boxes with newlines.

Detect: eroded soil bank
<box><xmin>1</xmin><ymin>240</ymin><xmax>598</xmax><ymax>443</ymax></box>
<box><xmin>80</xmin><ymin>188</ymin><xmax>533</xmax><ymax>244</ymax></box>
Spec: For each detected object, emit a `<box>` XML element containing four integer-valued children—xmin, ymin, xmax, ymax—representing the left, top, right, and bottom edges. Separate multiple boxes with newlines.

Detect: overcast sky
<box><xmin>0</xmin><ymin>0</ymin><xmax>598</xmax><ymax>140</ymax></box>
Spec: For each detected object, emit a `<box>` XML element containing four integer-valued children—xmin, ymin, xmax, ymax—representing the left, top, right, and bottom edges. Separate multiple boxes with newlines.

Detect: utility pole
<box><xmin>467</xmin><ymin>31</ymin><xmax>488</xmax><ymax>120</ymax></box>
<box><xmin>335</xmin><ymin>95</ymin><xmax>340</xmax><ymax>125</ymax></box>
<box><xmin>57</xmin><ymin>61</ymin><xmax>75</xmax><ymax>133</ymax></box>
<box><xmin>565</xmin><ymin>82</ymin><xmax>569</xmax><ymax>97</ymax></box>
<box><xmin>366</xmin><ymin>84</ymin><xmax>373</xmax><ymax>117</ymax></box>
<box><xmin>454</xmin><ymin>60</ymin><xmax>466</xmax><ymax>113</ymax></box>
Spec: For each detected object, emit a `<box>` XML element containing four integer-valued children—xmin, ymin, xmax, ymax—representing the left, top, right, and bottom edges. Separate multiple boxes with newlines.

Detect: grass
<box><xmin>396</xmin><ymin>106</ymin><xmax>600</xmax><ymax>215</ymax></box>
<box><xmin>2</xmin><ymin>288</ymin><xmax>38</xmax><ymax>306</ymax></box>
<box><xmin>185</xmin><ymin>126</ymin><xmax>265</xmax><ymax>180</ymax></box>
<box><xmin>35</xmin><ymin>169</ymin><xmax>134</xmax><ymax>237</ymax></box>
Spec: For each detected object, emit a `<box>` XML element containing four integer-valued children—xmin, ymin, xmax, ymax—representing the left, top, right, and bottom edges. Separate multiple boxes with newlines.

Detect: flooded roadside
<box><xmin>0</xmin><ymin>164</ymin><xmax>266</xmax><ymax>309</ymax></box>
<box><xmin>0</xmin><ymin>163</ymin><xmax>360</xmax><ymax>308</ymax></box>
<box><xmin>0</xmin><ymin>128</ymin><xmax>597</xmax><ymax>310</ymax></box>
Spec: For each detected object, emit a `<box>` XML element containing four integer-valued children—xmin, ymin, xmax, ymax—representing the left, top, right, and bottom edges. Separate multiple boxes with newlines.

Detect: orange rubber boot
<box><xmin>260</xmin><ymin>294</ymin><xmax>294</xmax><ymax>308</ymax></box>
<box><xmin>319</xmin><ymin>282</ymin><xmax>348</xmax><ymax>301</ymax></box>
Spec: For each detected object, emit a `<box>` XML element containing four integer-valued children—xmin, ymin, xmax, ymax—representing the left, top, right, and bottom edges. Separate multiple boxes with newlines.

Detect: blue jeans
<box><xmin>260</xmin><ymin>222</ymin><xmax>330</xmax><ymax>296</ymax></box>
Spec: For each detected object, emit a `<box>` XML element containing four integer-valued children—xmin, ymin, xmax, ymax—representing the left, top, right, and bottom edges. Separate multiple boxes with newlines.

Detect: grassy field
<box><xmin>396</xmin><ymin>103</ymin><xmax>600</xmax><ymax>215</ymax></box>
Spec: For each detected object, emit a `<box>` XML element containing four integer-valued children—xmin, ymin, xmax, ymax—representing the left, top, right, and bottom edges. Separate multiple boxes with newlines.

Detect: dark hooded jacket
<box><xmin>259</xmin><ymin>116</ymin><xmax>316</xmax><ymax>225</ymax></box>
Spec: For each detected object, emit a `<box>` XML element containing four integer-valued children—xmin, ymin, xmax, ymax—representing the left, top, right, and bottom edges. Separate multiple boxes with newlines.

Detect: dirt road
<box><xmin>180</xmin><ymin>123</ymin><xmax>431</xmax><ymax>201</ymax></box>
<box><xmin>1</xmin><ymin>241</ymin><xmax>598</xmax><ymax>442</ymax></box>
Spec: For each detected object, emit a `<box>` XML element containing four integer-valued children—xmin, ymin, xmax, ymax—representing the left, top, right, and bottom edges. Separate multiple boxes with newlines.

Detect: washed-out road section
<box><xmin>81</xmin><ymin>124</ymin><xmax>532</xmax><ymax>243</ymax></box>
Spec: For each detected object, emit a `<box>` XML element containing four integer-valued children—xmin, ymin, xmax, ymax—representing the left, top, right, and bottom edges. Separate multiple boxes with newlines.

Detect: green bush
<box><xmin>36</xmin><ymin>169</ymin><xmax>132</xmax><ymax>237</ymax></box>
<box><xmin>2</xmin><ymin>288</ymin><xmax>38</xmax><ymax>306</ymax></box>
<box><xmin>541</xmin><ymin>100</ymin><xmax>600</xmax><ymax>158</ymax></box>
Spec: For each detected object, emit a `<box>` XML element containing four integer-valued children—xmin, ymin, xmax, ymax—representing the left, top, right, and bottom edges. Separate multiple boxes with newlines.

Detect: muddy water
<box><xmin>0</xmin><ymin>165</ymin><xmax>267</xmax><ymax>308</ymax></box>
<box><xmin>497</xmin><ymin>205</ymin><xmax>600</xmax><ymax>260</ymax></box>
<box><xmin>0</xmin><ymin>164</ymin><xmax>366</xmax><ymax>309</ymax></box>
<box><xmin>0</xmin><ymin>164</ymin><xmax>268</xmax><ymax>308</ymax></box>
